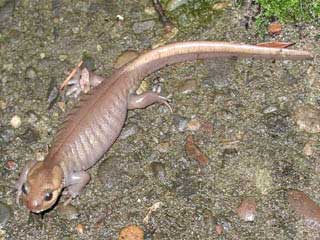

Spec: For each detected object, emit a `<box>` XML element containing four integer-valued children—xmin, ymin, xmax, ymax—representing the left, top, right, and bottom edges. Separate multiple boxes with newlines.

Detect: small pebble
<box><xmin>178</xmin><ymin>79</ymin><xmax>197</xmax><ymax>94</ymax></box>
<box><xmin>255</xmin><ymin>168</ymin><xmax>273</xmax><ymax>195</ymax></box>
<box><xmin>288</xmin><ymin>190</ymin><xmax>320</xmax><ymax>227</ymax></box>
<box><xmin>3</xmin><ymin>63</ymin><xmax>13</xmax><ymax>71</ymax></box>
<box><xmin>150</xmin><ymin>162</ymin><xmax>166</xmax><ymax>183</ymax></box>
<box><xmin>187</xmin><ymin>119</ymin><xmax>201</xmax><ymax>131</ymax></box>
<box><xmin>268</xmin><ymin>22</ymin><xmax>282</xmax><ymax>35</ymax></box>
<box><xmin>4</xmin><ymin>160</ymin><xmax>17</xmax><ymax>170</ymax></box>
<box><xmin>57</xmin><ymin>102</ymin><xmax>66</xmax><ymax>112</ymax></box>
<box><xmin>35</xmin><ymin>150</ymin><xmax>46</xmax><ymax>162</ymax></box>
<box><xmin>116</xmin><ymin>15</ymin><xmax>124</xmax><ymax>21</ymax></box>
<box><xmin>263</xmin><ymin>106</ymin><xmax>278</xmax><ymax>114</ymax></box>
<box><xmin>215</xmin><ymin>224</ymin><xmax>223</xmax><ymax>235</ymax></box>
<box><xmin>132</xmin><ymin>20</ymin><xmax>155</xmax><ymax>34</ymax></box>
<box><xmin>25</xmin><ymin>67</ymin><xmax>37</xmax><ymax>80</ymax></box>
<box><xmin>0</xmin><ymin>202</ymin><xmax>12</xmax><ymax>227</ymax></box>
<box><xmin>72</xmin><ymin>27</ymin><xmax>79</xmax><ymax>34</ymax></box>
<box><xmin>10</xmin><ymin>115</ymin><xmax>21</xmax><ymax>128</ymax></box>
<box><xmin>59</xmin><ymin>54</ymin><xmax>68</xmax><ymax>62</ymax></box>
<box><xmin>119</xmin><ymin>126</ymin><xmax>138</xmax><ymax>140</ymax></box>
<box><xmin>212</xmin><ymin>2</ymin><xmax>230</xmax><ymax>10</ymax></box>
<box><xmin>97</xmin><ymin>44</ymin><xmax>103</xmax><ymax>52</ymax></box>
<box><xmin>114</xmin><ymin>50</ymin><xmax>139</xmax><ymax>69</ymax></box>
<box><xmin>0</xmin><ymin>100</ymin><xmax>7</xmax><ymax>110</ymax></box>
<box><xmin>136</xmin><ymin>80</ymin><xmax>149</xmax><ymax>95</ymax></box>
<box><xmin>119</xmin><ymin>225</ymin><xmax>144</xmax><ymax>240</ymax></box>
<box><xmin>76</xmin><ymin>223</ymin><xmax>84</xmax><ymax>234</ymax></box>
<box><xmin>303</xmin><ymin>140</ymin><xmax>315</xmax><ymax>156</ymax></box>
<box><xmin>200</xmin><ymin>121</ymin><xmax>214</xmax><ymax>135</ymax></box>
<box><xmin>166</xmin><ymin>0</ymin><xmax>188</xmax><ymax>11</ymax></box>
<box><xmin>156</xmin><ymin>142</ymin><xmax>170</xmax><ymax>153</ymax></box>
<box><xmin>97</xmin><ymin>156</ymin><xmax>124</xmax><ymax>189</ymax></box>
<box><xmin>57</xmin><ymin>204</ymin><xmax>79</xmax><ymax>220</ymax></box>
<box><xmin>236</xmin><ymin>197</ymin><xmax>257</xmax><ymax>222</ymax></box>
<box><xmin>293</xmin><ymin>105</ymin><xmax>320</xmax><ymax>133</ymax></box>
<box><xmin>174</xmin><ymin>115</ymin><xmax>188</xmax><ymax>132</ymax></box>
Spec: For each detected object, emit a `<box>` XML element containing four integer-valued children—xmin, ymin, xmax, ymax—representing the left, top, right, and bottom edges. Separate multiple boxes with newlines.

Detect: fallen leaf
<box><xmin>185</xmin><ymin>135</ymin><xmax>209</xmax><ymax>166</ymax></box>
<box><xmin>256</xmin><ymin>41</ymin><xmax>295</xmax><ymax>48</ymax></box>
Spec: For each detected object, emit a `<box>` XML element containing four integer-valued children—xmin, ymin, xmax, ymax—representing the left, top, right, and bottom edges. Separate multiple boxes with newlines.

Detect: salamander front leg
<box><xmin>65</xmin><ymin>171</ymin><xmax>90</xmax><ymax>199</ymax></box>
<box><xmin>128</xmin><ymin>91</ymin><xmax>172</xmax><ymax>112</ymax></box>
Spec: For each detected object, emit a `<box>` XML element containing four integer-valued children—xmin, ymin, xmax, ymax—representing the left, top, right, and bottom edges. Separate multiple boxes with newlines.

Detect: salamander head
<box><xmin>21</xmin><ymin>162</ymin><xmax>63</xmax><ymax>213</ymax></box>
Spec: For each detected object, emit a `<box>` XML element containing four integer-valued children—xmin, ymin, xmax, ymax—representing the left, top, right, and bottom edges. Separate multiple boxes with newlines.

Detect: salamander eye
<box><xmin>21</xmin><ymin>183</ymin><xmax>28</xmax><ymax>194</ymax></box>
<box><xmin>44</xmin><ymin>191</ymin><xmax>53</xmax><ymax>201</ymax></box>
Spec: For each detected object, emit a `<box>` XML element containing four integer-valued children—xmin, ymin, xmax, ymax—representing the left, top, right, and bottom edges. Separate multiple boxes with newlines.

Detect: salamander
<box><xmin>15</xmin><ymin>41</ymin><xmax>313</xmax><ymax>213</ymax></box>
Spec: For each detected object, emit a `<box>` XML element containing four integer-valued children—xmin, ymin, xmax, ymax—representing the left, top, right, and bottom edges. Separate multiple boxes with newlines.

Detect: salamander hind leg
<box><xmin>128</xmin><ymin>89</ymin><xmax>172</xmax><ymax>112</ymax></box>
<box><xmin>65</xmin><ymin>67</ymin><xmax>105</xmax><ymax>98</ymax></box>
<box><xmin>65</xmin><ymin>171</ymin><xmax>90</xmax><ymax>198</ymax></box>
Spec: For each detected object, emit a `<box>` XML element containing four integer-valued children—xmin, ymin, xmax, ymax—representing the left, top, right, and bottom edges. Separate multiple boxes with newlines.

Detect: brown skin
<box><xmin>21</xmin><ymin>162</ymin><xmax>63</xmax><ymax>213</ymax></box>
<box><xmin>16</xmin><ymin>41</ymin><xmax>313</xmax><ymax>213</ymax></box>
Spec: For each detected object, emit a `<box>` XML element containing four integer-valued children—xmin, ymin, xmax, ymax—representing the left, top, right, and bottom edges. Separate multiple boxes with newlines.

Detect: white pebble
<box><xmin>10</xmin><ymin>115</ymin><xmax>22</xmax><ymax>128</ymax></box>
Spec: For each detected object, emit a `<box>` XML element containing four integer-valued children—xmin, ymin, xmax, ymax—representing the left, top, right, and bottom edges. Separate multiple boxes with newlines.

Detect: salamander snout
<box><xmin>18</xmin><ymin>162</ymin><xmax>64</xmax><ymax>213</ymax></box>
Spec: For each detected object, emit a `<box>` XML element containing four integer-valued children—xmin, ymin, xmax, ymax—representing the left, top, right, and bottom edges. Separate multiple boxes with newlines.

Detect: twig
<box><xmin>60</xmin><ymin>60</ymin><xmax>83</xmax><ymax>91</ymax></box>
<box><xmin>152</xmin><ymin>0</ymin><xmax>174</xmax><ymax>33</ymax></box>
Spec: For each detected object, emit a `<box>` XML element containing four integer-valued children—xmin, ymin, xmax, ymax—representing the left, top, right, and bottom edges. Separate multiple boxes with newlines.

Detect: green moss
<box><xmin>162</xmin><ymin>0</ymin><xmax>221</xmax><ymax>31</ymax></box>
<box><xmin>257</xmin><ymin>0</ymin><xmax>320</xmax><ymax>23</ymax></box>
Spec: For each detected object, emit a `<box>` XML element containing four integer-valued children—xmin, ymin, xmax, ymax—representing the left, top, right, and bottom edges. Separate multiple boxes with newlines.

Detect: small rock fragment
<box><xmin>268</xmin><ymin>22</ymin><xmax>282</xmax><ymax>35</ymax></box>
<box><xmin>293</xmin><ymin>105</ymin><xmax>320</xmax><ymax>133</ymax></box>
<box><xmin>187</xmin><ymin>119</ymin><xmax>201</xmax><ymax>131</ymax></box>
<box><xmin>143</xmin><ymin>202</ymin><xmax>162</xmax><ymax>224</ymax></box>
<box><xmin>174</xmin><ymin>115</ymin><xmax>188</xmax><ymax>132</ymax></box>
<box><xmin>4</xmin><ymin>160</ymin><xmax>17</xmax><ymax>170</ymax></box>
<box><xmin>25</xmin><ymin>67</ymin><xmax>37</xmax><ymax>80</ymax></box>
<box><xmin>98</xmin><ymin>156</ymin><xmax>125</xmax><ymax>189</ymax></box>
<box><xmin>57</xmin><ymin>102</ymin><xmax>66</xmax><ymax>112</ymax></box>
<box><xmin>119</xmin><ymin>126</ymin><xmax>138</xmax><ymax>140</ymax></box>
<box><xmin>236</xmin><ymin>197</ymin><xmax>257</xmax><ymax>222</ymax></box>
<box><xmin>150</xmin><ymin>162</ymin><xmax>166</xmax><ymax>183</ymax></box>
<box><xmin>0</xmin><ymin>99</ymin><xmax>6</xmax><ymax>110</ymax></box>
<box><xmin>132</xmin><ymin>20</ymin><xmax>155</xmax><ymax>34</ymax></box>
<box><xmin>0</xmin><ymin>202</ymin><xmax>12</xmax><ymax>227</ymax></box>
<box><xmin>136</xmin><ymin>80</ymin><xmax>149</xmax><ymax>95</ymax></box>
<box><xmin>156</xmin><ymin>142</ymin><xmax>170</xmax><ymax>153</ymax></box>
<box><xmin>288</xmin><ymin>190</ymin><xmax>320</xmax><ymax>228</ymax></box>
<box><xmin>303</xmin><ymin>140</ymin><xmax>316</xmax><ymax>156</ymax></box>
<box><xmin>178</xmin><ymin>79</ymin><xmax>197</xmax><ymax>94</ymax></box>
<box><xmin>200</xmin><ymin>121</ymin><xmax>214</xmax><ymax>135</ymax></box>
<box><xmin>76</xmin><ymin>223</ymin><xmax>84</xmax><ymax>234</ymax></box>
<box><xmin>166</xmin><ymin>0</ymin><xmax>188</xmax><ymax>11</ymax></box>
<box><xmin>255</xmin><ymin>169</ymin><xmax>273</xmax><ymax>195</ymax></box>
<box><xmin>263</xmin><ymin>106</ymin><xmax>278</xmax><ymax>114</ymax></box>
<box><xmin>59</xmin><ymin>54</ymin><xmax>68</xmax><ymax>61</ymax></box>
<box><xmin>114</xmin><ymin>50</ymin><xmax>139</xmax><ymax>69</ymax></box>
<box><xmin>57</xmin><ymin>204</ymin><xmax>79</xmax><ymax>220</ymax></box>
<box><xmin>185</xmin><ymin>135</ymin><xmax>209</xmax><ymax>166</ymax></box>
<box><xmin>215</xmin><ymin>224</ymin><xmax>223</xmax><ymax>235</ymax></box>
<box><xmin>119</xmin><ymin>225</ymin><xmax>144</xmax><ymax>240</ymax></box>
<box><xmin>212</xmin><ymin>2</ymin><xmax>231</xmax><ymax>10</ymax></box>
<box><xmin>10</xmin><ymin>115</ymin><xmax>21</xmax><ymax>128</ymax></box>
